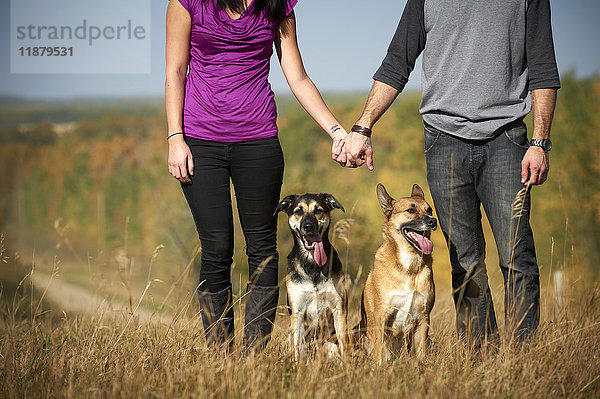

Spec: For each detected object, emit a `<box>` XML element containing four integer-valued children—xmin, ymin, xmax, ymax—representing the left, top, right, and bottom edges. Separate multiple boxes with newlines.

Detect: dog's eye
<box><xmin>314</xmin><ymin>208</ymin><xmax>323</xmax><ymax>216</ymax></box>
<box><xmin>406</xmin><ymin>208</ymin><xmax>416</xmax><ymax>214</ymax></box>
<box><xmin>294</xmin><ymin>208</ymin><xmax>303</xmax><ymax>216</ymax></box>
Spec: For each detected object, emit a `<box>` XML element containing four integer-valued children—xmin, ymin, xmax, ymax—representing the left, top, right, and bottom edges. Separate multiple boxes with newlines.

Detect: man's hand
<box><xmin>168</xmin><ymin>136</ymin><xmax>194</xmax><ymax>184</ymax></box>
<box><xmin>343</xmin><ymin>132</ymin><xmax>374</xmax><ymax>170</ymax></box>
<box><xmin>521</xmin><ymin>146</ymin><xmax>549</xmax><ymax>186</ymax></box>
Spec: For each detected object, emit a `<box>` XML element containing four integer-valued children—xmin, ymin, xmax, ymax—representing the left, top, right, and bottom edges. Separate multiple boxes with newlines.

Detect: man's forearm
<box><xmin>531</xmin><ymin>88</ymin><xmax>557</xmax><ymax>140</ymax></box>
<box><xmin>355</xmin><ymin>81</ymin><xmax>400</xmax><ymax>129</ymax></box>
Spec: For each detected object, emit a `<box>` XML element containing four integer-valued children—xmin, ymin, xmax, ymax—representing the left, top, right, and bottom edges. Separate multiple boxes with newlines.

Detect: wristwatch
<box><xmin>529</xmin><ymin>138</ymin><xmax>552</xmax><ymax>152</ymax></box>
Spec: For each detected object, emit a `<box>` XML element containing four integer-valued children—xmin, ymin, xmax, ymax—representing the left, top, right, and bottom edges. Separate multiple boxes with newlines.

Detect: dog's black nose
<box><xmin>427</xmin><ymin>216</ymin><xmax>437</xmax><ymax>231</ymax></box>
<box><xmin>301</xmin><ymin>219</ymin><xmax>317</xmax><ymax>235</ymax></box>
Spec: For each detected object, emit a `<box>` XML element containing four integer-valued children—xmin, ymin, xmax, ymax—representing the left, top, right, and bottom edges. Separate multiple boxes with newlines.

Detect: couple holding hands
<box><xmin>165</xmin><ymin>0</ymin><xmax>560</xmax><ymax>348</ymax></box>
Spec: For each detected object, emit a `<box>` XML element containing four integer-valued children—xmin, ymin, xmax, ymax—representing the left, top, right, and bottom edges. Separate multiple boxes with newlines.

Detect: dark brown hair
<box><xmin>216</xmin><ymin>0</ymin><xmax>286</xmax><ymax>21</ymax></box>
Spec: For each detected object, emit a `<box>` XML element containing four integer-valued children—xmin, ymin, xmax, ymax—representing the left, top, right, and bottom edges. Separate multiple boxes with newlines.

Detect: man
<box><xmin>342</xmin><ymin>0</ymin><xmax>560</xmax><ymax>343</ymax></box>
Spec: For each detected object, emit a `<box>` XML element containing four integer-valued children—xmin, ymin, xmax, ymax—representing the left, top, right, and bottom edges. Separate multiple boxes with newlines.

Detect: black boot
<box><xmin>197</xmin><ymin>285</ymin><xmax>235</xmax><ymax>348</ymax></box>
<box><xmin>243</xmin><ymin>284</ymin><xmax>279</xmax><ymax>349</ymax></box>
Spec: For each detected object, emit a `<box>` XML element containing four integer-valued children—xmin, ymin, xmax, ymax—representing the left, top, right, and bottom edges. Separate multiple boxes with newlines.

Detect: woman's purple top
<box><xmin>178</xmin><ymin>0</ymin><xmax>297</xmax><ymax>142</ymax></box>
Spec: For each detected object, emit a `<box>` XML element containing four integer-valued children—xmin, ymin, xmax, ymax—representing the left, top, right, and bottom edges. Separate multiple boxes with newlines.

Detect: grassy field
<box><xmin>1</xmin><ymin>238</ymin><xmax>600</xmax><ymax>398</ymax></box>
<box><xmin>1</xmin><ymin>73</ymin><xmax>599</xmax><ymax>397</ymax></box>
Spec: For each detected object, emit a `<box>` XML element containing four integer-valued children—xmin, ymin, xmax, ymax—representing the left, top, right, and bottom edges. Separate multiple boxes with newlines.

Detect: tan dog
<box><xmin>360</xmin><ymin>183</ymin><xmax>437</xmax><ymax>362</ymax></box>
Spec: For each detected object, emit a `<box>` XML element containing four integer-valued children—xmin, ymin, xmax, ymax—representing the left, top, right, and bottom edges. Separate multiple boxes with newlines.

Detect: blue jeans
<box><xmin>425</xmin><ymin>120</ymin><xmax>540</xmax><ymax>342</ymax></box>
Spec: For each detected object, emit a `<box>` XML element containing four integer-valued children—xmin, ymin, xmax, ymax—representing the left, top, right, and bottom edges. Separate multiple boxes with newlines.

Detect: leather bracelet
<box><xmin>351</xmin><ymin>125</ymin><xmax>372</xmax><ymax>138</ymax></box>
<box><xmin>167</xmin><ymin>131</ymin><xmax>184</xmax><ymax>140</ymax></box>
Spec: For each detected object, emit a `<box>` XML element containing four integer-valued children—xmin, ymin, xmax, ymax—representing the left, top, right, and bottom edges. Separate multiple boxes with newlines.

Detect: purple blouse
<box><xmin>178</xmin><ymin>0</ymin><xmax>297</xmax><ymax>142</ymax></box>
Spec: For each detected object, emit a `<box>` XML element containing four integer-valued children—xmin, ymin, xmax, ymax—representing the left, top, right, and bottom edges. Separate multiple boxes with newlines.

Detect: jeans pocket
<box><xmin>504</xmin><ymin>123</ymin><xmax>529</xmax><ymax>149</ymax></box>
<box><xmin>424</xmin><ymin>126</ymin><xmax>441</xmax><ymax>153</ymax></box>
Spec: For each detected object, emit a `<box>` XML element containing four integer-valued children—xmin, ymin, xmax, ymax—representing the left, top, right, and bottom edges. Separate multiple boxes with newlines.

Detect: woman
<box><xmin>165</xmin><ymin>0</ymin><xmax>347</xmax><ymax>349</ymax></box>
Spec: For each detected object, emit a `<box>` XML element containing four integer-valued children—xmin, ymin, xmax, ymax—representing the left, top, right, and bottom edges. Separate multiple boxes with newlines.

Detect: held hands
<box><xmin>168</xmin><ymin>135</ymin><xmax>194</xmax><ymax>184</ymax></box>
<box><xmin>337</xmin><ymin>131</ymin><xmax>374</xmax><ymax>170</ymax></box>
<box><xmin>521</xmin><ymin>146</ymin><xmax>549</xmax><ymax>186</ymax></box>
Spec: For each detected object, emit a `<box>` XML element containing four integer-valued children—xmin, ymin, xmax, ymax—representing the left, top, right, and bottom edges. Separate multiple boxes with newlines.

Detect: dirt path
<box><xmin>30</xmin><ymin>271</ymin><xmax>173</xmax><ymax>324</ymax></box>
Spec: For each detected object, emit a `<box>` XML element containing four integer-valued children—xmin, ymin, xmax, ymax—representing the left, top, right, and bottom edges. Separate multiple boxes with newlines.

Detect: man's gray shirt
<box><xmin>373</xmin><ymin>0</ymin><xmax>561</xmax><ymax>139</ymax></box>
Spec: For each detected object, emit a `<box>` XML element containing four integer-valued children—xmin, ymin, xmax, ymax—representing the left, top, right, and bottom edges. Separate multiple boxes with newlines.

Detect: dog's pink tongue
<box><xmin>415</xmin><ymin>233</ymin><xmax>433</xmax><ymax>255</ymax></box>
<box><xmin>313</xmin><ymin>240</ymin><xmax>327</xmax><ymax>267</ymax></box>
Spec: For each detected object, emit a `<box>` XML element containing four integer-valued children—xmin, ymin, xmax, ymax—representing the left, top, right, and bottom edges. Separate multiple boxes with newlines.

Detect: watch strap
<box><xmin>529</xmin><ymin>138</ymin><xmax>552</xmax><ymax>152</ymax></box>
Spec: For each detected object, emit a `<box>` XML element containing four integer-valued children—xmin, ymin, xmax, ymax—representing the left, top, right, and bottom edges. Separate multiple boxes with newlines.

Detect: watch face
<box><xmin>530</xmin><ymin>139</ymin><xmax>552</xmax><ymax>151</ymax></box>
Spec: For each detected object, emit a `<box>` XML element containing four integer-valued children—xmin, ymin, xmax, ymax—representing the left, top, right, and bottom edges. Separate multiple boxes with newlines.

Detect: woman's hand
<box><xmin>168</xmin><ymin>135</ymin><xmax>194</xmax><ymax>184</ymax></box>
<box><xmin>331</xmin><ymin>126</ymin><xmax>348</xmax><ymax>166</ymax></box>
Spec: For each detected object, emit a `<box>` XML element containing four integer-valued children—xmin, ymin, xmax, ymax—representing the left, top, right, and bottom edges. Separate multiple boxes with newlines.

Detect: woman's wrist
<box><xmin>328</xmin><ymin>124</ymin><xmax>347</xmax><ymax>139</ymax></box>
<box><xmin>167</xmin><ymin>131</ymin><xmax>183</xmax><ymax>139</ymax></box>
<box><xmin>167</xmin><ymin>131</ymin><xmax>186</xmax><ymax>144</ymax></box>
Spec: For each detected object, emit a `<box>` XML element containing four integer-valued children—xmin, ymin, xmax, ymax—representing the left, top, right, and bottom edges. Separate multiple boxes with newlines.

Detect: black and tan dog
<box><xmin>275</xmin><ymin>193</ymin><xmax>348</xmax><ymax>360</ymax></box>
<box><xmin>360</xmin><ymin>183</ymin><xmax>437</xmax><ymax>362</ymax></box>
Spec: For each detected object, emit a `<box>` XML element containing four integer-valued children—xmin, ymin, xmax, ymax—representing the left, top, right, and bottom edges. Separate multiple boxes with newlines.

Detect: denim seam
<box><xmin>474</xmin><ymin>204</ymin><xmax>486</xmax><ymax>322</ymax></box>
<box><xmin>472</xmin><ymin>151</ymin><xmax>486</xmax><ymax>321</ymax></box>
<box><xmin>473</xmin><ymin>196</ymin><xmax>482</xmax><ymax>264</ymax></box>
<box><xmin>424</xmin><ymin>124</ymin><xmax>441</xmax><ymax>135</ymax></box>
<box><xmin>468</xmin><ymin>143</ymin><xmax>475</xmax><ymax>177</ymax></box>
<box><xmin>424</xmin><ymin>128</ymin><xmax>441</xmax><ymax>153</ymax></box>
<box><xmin>503</xmin><ymin>130</ymin><xmax>530</xmax><ymax>149</ymax></box>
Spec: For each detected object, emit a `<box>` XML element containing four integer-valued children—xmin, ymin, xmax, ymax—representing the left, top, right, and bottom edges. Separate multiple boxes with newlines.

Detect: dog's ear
<box><xmin>273</xmin><ymin>195</ymin><xmax>297</xmax><ymax>216</ymax></box>
<box><xmin>320</xmin><ymin>193</ymin><xmax>345</xmax><ymax>213</ymax></box>
<box><xmin>411</xmin><ymin>184</ymin><xmax>425</xmax><ymax>199</ymax></box>
<box><xmin>377</xmin><ymin>184</ymin><xmax>395</xmax><ymax>217</ymax></box>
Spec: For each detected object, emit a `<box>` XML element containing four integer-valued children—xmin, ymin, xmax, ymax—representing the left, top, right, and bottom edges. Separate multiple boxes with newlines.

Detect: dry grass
<box><xmin>1</xmin><ymin>166</ymin><xmax>598</xmax><ymax>397</ymax></box>
<box><xmin>1</xmin><ymin>243</ymin><xmax>599</xmax><ymax>398</ymax></box>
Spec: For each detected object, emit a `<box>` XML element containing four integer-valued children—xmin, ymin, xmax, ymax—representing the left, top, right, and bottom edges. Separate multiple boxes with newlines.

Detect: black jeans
<box><xmin>181</xmin><ymin>136</ymin><xmax>284</xmax><ymax>292</ymax></box>
<box><xmin>425</xmin><ymin>120</ymin><xmax>540</xmax><ymax>342</ymax></box>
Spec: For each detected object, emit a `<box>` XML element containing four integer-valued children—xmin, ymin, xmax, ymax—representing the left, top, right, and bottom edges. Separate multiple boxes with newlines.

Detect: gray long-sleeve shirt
<box><xmin>373</xmin><ymin>0</ymin><xmax>561</xmax><ymax>139</ymax></box>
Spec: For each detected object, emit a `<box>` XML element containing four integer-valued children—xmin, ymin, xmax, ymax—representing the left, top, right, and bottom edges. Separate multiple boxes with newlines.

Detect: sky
<box><xmin>0</xmin><ymin>0</ymin><xmax>598</xmax><ymax>100</ymax></box>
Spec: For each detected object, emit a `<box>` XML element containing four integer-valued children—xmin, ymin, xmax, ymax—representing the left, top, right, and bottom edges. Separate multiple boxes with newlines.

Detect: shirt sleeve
<box><xmin>526</xmin><ymin>0</ymin><xmax>561</xmax><ymax>90</ymax></box>
<box><xmin>372</xmin><ymin>0</ymin><xmax>426</xmax><ymax>92</ymax></box>
<box><xmin>283</xmin><ymin>0</ymin><xmax>298</xmax><ymax>19</ymax></box>
<box><xmin>174</xmin><ymin>0</ymin><xmax>196</xmax><ymax>14</ymax></box>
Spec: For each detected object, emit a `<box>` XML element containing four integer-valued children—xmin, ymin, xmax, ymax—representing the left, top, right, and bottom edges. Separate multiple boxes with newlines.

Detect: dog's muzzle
<box><xmin>401</xmin><ymin>216</ymin><xmax>437</xmax><ymax>255</ymax></box>
<box><xmin>298</xmin><ymin>217</ymin><xmax>328</xmax><ymax>267</ymax></box>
